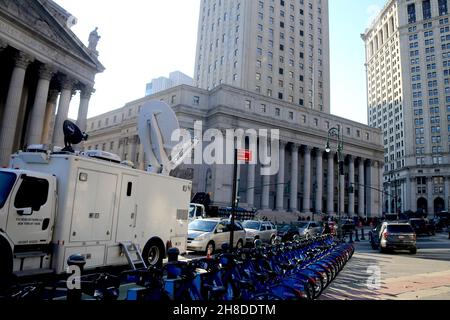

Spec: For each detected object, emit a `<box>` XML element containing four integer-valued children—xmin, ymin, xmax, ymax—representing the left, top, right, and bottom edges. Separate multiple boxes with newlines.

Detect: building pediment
<box><xmin>0</xmin><ymin>0</ymin><xmax>104</xmax><ymax>73</ymax></box>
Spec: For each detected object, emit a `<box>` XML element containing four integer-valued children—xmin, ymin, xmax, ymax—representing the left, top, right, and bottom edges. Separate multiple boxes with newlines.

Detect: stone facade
<box><xmin>86</xmin><ymin>84</ymin><xmax>384</xmax><ymax>218</ymax></box>
<box><xmin>0</xmin><ymin>0</ymin><xmax>104</xmax><ymax>166</ymax></box>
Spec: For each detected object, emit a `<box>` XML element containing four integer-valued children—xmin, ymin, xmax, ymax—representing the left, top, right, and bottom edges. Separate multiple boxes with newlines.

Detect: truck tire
<box><xmin>0</xmin><ymin>239</ymin><xmax>13</xmax><ymax>291</ymax></box>
<box><xmin>142</xmin><ymin>239</ymin><xmax>165</xmax><ymax>268</ymax></box>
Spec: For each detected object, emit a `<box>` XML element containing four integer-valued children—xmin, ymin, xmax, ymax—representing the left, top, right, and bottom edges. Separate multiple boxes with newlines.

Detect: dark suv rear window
<box><xmin>387</xmin><ymin>225</ymin><xmax>414</xmax><ymax>233</ymax></box>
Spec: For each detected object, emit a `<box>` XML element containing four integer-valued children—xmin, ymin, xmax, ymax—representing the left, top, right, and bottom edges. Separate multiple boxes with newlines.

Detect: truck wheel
<box><xmin>0</xmin><ymin>241</ymin><xmax>13</xmax><ymax>291</ymax></box>
<box><xmin>410</xmin><ymin>248</ymin><xmax>417</xmax><ymax>255</ymax></box>
<box><xmin>142</xmin><ymin>239</ymin><xmax>164</xmax><ymax>268</ymax></box>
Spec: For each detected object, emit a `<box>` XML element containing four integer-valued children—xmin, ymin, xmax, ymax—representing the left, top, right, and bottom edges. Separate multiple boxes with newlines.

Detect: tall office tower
<box><xmin>362</xmin><ymin>0</ymin><xmax>450</xmax><ymax>215</ymax></box>
<box><xmin>194</xmin><ymin>0</ymin><xmax>330</xmax><ymax>113</ymax></box>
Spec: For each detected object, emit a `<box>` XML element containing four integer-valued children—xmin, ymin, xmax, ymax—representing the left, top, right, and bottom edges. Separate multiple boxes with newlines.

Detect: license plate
<box><xmin>398</xmin><ymin>236</ymin><xmax>405</xmax><ymax>239</ymax></box>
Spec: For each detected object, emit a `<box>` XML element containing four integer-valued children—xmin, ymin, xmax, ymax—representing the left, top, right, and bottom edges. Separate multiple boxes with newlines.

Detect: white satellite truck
<box><xmin>0</xmin><ymin>101</ymin><xmax>194</xmax><ymax>281</ymax></box>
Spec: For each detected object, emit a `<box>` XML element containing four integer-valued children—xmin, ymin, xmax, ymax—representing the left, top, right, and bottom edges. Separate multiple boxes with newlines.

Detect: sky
<box><xmin>55</xmin><ymin>0</ymin><xmax>387</xmax><ymax>125</ymax></box>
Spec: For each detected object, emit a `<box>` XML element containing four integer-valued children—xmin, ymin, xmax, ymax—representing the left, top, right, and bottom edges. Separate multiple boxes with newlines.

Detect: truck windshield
<box><xmin>0</xmin><ymin>172</ymin><xmax>16</xmax><ymax>209</ymax></box>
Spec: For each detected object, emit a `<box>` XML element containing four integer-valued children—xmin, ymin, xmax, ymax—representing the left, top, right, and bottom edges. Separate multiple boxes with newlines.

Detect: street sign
<box><xmin>237</xmin><ymin>149</ymin><xmax>252</xmax><ymax>163</ymax></box>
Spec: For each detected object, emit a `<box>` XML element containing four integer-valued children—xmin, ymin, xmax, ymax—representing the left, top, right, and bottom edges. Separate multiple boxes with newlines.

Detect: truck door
<box><xmin>71</xmin><ymin>169</ymin><xmax>117</xmax><ymax>242</ymax></box>
<box><xmin>116</xmin><ymin>175</ymin><xmax>138</xmax><ymax>242</ymax></box>
<box><xmin>6</xmin><ymin>173</ymin><xmax>56</xmax><ymax>246</ymax></box>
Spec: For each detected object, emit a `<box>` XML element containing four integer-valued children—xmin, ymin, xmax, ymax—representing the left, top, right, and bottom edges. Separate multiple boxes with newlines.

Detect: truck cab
<box><xmin>0</xmin><ymin>169</ymin><xmax>57</xmax><ymax>279</ymax></box>
<box><xmin>189</xmin><ymin>203</ymin><xmax>206</xmax><ymax>222</ymax></box>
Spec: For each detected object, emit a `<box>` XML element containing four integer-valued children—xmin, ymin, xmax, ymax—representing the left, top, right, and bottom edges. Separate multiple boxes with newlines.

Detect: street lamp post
<box><xmin>325</xmin><ymin>127</ymin><xmax>344</xmax><ymax>240</ymax></box>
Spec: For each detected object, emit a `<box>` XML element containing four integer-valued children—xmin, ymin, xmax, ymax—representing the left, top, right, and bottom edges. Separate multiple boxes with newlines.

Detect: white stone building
<box><xmin>362</xmin><ymin>0</ymin><xmax>450</xmax><ymax>215</ymax></box>
<box><xmin>0</xmin><ymin>0</ymin><xmax>104</xmax><ymax>166</ymax></box>
<box><xmin>194</xmin><ymin>0</ymin><xmax>330</xmax><ymax>113</ymax></box>
<box><xmin>85</xmin><ymin>84</ymin><xmax>384</xmax><ymax>218</ymax></box>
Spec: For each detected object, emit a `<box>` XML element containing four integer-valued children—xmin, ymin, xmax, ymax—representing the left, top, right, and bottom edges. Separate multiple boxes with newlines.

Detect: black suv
<box><xmin>370</xmin><ymin>222</ymin><xmax>417</xmax><ymax>254</ymax></box>
<box><xmin>409</xmin><ymin>218</ymin><xmax>432</xmax><ymax>236</ymax></box>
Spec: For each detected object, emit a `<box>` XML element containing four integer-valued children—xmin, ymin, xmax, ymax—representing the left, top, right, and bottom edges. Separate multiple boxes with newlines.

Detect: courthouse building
<box><xmin>0</xmin><ymin>0</ymin><xmax>104</xmax><ymax>166</ymax></box>
<box><xmin>86</xmin><ymin>84</ymin><xmax>384</xmax><ymax>217</ymax></box>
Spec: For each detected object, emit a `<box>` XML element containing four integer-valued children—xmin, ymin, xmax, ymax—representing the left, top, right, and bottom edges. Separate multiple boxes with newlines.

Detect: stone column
<box><xmin>27</xmin><ymin>64</ymin><xmax>54</xmax><ymax>146</ymax></box>
<box><xmin>0</xmin><ymin>40</ymin><xmax>7</xmax><ymax>52</ymax></box>
<box><xmin>77</xmin><ymin>85</ymin><xmax>93</xmax><ymax>134</ymax></box>
<box><xmin>42</xmin><ymin>90</ymin><xmax>59</xmax><ymax>145</ymax></box>
<box><xmin>247</xmin><ymin>162</ymin><xmax>256</xmax><ymax>208</ymax></box>
<box><xmin>0</xmin><ymin>52</ymin><xmax>33</xmax><ymax>166</ymax></box>
<box><xmin>315</xmin><ymin>149</ymin><xmax>323</xmax><ymax>213</ymax></box>
<box><xmin>427</xmin><ymin>177</ymin><xmax>434</xmax><ymax>214</ymax></box>
<box><xmin>276</xmin><ymin>142</ymin><xmax>286</xmax><ymax>211</ymax></box>
<box><xmin>52</xmin><ymin>77</ymin><xmax>74</xmax><ymax>147</ymax></box>
<box><xmin>367</xmin><ymin>161</ymin><xmax>377</xmax><ymax>217</ymax></box>
<box><xmin>379</xmin><ymin>165</ymin><xmax>384</xmax><ymax>217</ymax></box>
<box><xmin>410</xmin><ymin>177</ymin><xmax>417</xmax><ymax>212</ymax></box>
<box><xmin>303</xmin><ymin>146</ymin><xmax>312</xmax><ymax>214</ymax></box>
<box><xmin>131</xmin><ymin>135</ymin><xmax>138</xmax><ymax>164</ymax></box>
<box><xmin>358</xmin><ymin>158</ymin><xmax>365</xmax><ymax>217</ymax></box>
<box><xmin>290</xmin><ymin>144</ymin><xmax>299</xmax><ymax>212</ymax></box>
<box><xmin>339</xmin><ymin>165</ymin><xmax>345</xmax><ymax>216</ymax></box>
<box><xmin>262</xmin><ymin>173</ymin><xmax>271</xmax><ymax>210</ymax></box>
<box><xmin>327</xmin><ymin>152</ymin><xmax>335</xmax><ymax>215</ymax></box>
<box><xmin>348</xmin><ymin>156</ymin><xmax>355</xmax><ymax>216</ymax></box>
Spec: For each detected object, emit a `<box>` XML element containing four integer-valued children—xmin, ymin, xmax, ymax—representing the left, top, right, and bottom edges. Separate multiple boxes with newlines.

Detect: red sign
<box><xmin>237</xmin><ymin>149</ymin><xmax>252</xmax><ymax>163</ymax></box>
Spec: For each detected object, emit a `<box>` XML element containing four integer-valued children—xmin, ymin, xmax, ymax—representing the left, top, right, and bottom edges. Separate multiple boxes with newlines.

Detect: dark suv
<box><xmin>409</xmin><ymin>218</ymin><xmax>432</xmax><ymax>236</ymax></box>
<box><xmin>371</xmin><ymin>222</ymin><xmax>417</xmax><ymax>254</ymax></box>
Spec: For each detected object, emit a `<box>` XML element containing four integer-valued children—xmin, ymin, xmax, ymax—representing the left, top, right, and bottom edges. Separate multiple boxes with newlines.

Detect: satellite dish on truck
<box><xmin>138</xmin><ymin>101</ymin><xmax>199</xmax><ymax>175</ymax></box>
<box><xmin>62</xmin><ymin>120</ymin><xmax>88</xmax><ymax>153</ymax></box>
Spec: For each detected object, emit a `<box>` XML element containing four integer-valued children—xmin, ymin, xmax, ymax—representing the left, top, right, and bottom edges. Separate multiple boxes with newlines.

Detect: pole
<box><xmin>230</xmin><ymin>148</ymin><xmax>238</xmax><ymax>252</ymax></box>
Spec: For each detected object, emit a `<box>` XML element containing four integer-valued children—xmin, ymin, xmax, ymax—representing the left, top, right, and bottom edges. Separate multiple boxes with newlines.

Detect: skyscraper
<box><xmin>362</xmin><ymin>0</ymin><xmax>450</xmax><ymax>214</ymax></box>
<box><xmin>194</xmin><ymin>0</ymin><xmax>330</xmax><ymax>113</ymax></box>
<box><xmin>145</xmin><ymin>71</ymin><xmax>194</xmax><ymax>96</ymax></box>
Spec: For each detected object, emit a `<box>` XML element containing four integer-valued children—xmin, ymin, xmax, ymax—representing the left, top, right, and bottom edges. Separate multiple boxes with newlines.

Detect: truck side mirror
<box><xmin>17</xmin><ymin>208</ymin><xmax>33</xmax><ymax>215</ymax></box>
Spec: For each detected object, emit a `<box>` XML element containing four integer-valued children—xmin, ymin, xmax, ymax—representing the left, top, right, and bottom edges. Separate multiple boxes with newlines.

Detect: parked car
<box><xmin>371</xmin><ymin>222</ymin><xmax>417</xmax><ymax>254</ymax></box>
<box><xmin>297</xmin><ymin>221</ymin><xmax>323</xmax><ymax>239</ymax></box>
<box><xmin>409</xmin><ymin>218</ymin><xmax>432</xmax><ymax>236</ymax></box>
<box><xmin>187</xmin><ymin>218</ymin><xmax>246</xmax><ymax>254</ymax></box>
<box><xmin>242</xmin><ymin>220</ymin><xmax>277</xmax><ymax>245</ymax></box>
<box><xmin>277</xmin><ymin>223</ymin><xmax>301</xmax><ymax>242</ymax></box>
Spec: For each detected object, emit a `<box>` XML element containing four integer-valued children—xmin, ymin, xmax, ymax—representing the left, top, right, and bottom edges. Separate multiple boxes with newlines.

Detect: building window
<box><xmin>245</xmin><ymin>100</ymin><xmax>252</xmax><ymax>110</ymax></box>
<box><xmin>193</xmin><ymin>96</ymin><xmax>200</xmax><ymax>105</ymax></box>
<box><xmin>275</xmin><ymin>108</ymin><xmax>281</xmax><ymax>117</ymax></box>
<box><xmin>289</xmin><ymin>112</ymin><xmax>294</xmax><ymax>120</ymax></box>
<box><xmin>423</xmin><ymin>0</ymin><xmax>432</xmax><ymax>20</ymax></box>
<box><xmin>408</xmin><ymin>3</ymin><xmax>416</xmax><ymax>24</ymax></box>
<box><xmin>439</xmin><ymin>0</ymin><xmax>448</xmax><ymax>15</ymax></box>
<box><xmin>261</xmin><ymin>104</ymin><xmax>267</xmax><ymax>113</ymax></box>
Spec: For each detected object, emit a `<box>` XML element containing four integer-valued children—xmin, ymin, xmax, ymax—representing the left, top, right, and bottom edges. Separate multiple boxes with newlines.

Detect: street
<box><xmin>320</xmin><ymin>231</ymin><xmax>450</xmax><ymax>300</ymax></box>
